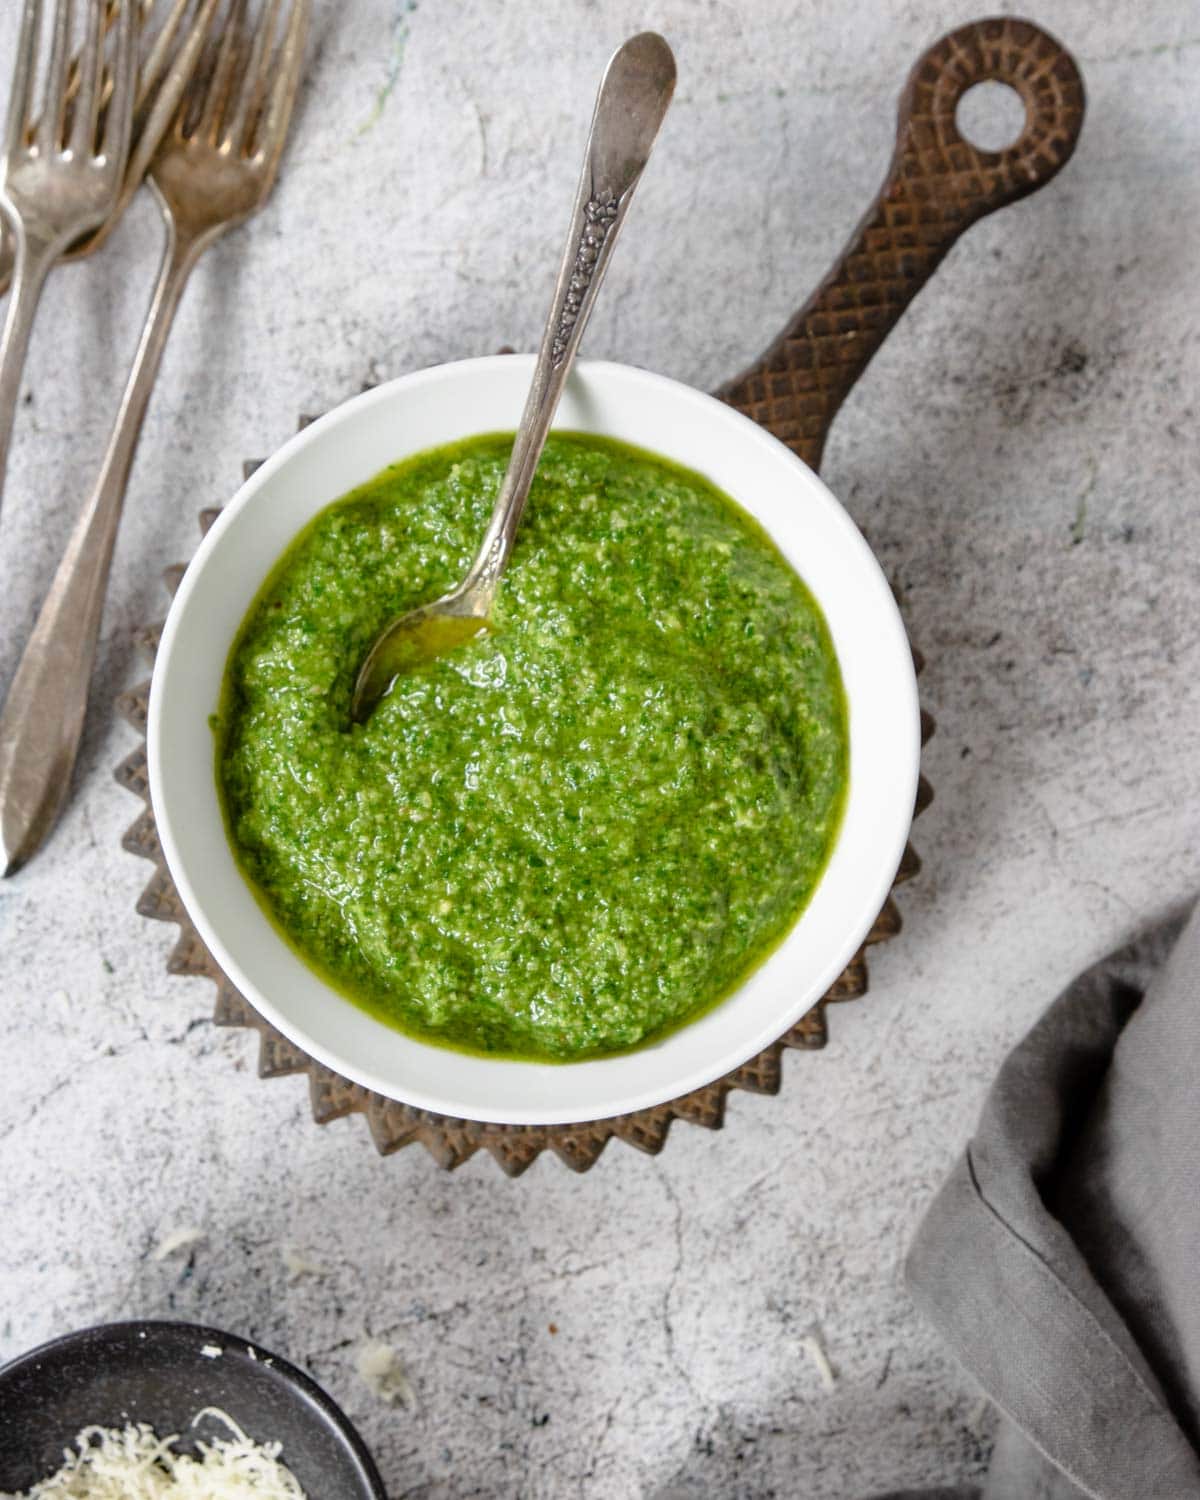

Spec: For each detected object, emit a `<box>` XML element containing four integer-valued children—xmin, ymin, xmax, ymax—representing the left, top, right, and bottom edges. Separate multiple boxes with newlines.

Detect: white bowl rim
<box><xmin>149</xmin><ymin>355</ymin><xmax>920</xmax><ymax>1125</ymax></box>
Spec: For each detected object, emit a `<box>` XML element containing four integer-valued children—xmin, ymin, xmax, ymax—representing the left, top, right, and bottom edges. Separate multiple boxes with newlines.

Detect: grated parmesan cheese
<box><xmin>0</xmin><ymin>1408</ymin><xmax>306</xmax><ymax>1499</ymax></box>
<box><xmin>799</xmin><ymin>1327</ymin><xmax>837</xmax><ymax>1391</ymax></box>
<box><xmin>968</xmin><ymin>1396</ymin><xmax>992</xmax><ymax>1435</ymax></box>
<box><xmin>355</xmin><ymin>1340</ymin><xmax>415</xmax><ymax>1408</ymax></box>
<box><xmin>151</xmin><ymin>1227</ymin><xmax>205</xmax><ymax>1262</ymax></box>
<box><xmin>280</xmin><ymin>1247</ymin><xmax>326</xmax><ymax>1282</ymax></box>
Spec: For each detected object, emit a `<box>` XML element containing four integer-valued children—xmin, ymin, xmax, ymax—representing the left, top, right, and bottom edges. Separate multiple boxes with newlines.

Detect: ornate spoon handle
<box><xmin>463</xmin><ymin>31</ymin><xmax>676</xmax><ymax>603</ymax></box>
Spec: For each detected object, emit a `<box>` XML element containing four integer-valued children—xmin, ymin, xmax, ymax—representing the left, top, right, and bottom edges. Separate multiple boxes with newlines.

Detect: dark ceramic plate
<box><xmin>0</xmin><ymin>1320</ymin><xmax>385</xmax><ymax>1497</ymax></box>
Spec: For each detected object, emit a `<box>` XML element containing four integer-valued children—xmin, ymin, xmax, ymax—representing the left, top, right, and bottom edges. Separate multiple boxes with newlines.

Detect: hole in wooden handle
<box><xmin>956</xmin><ymin>79</ymin><xmax>1028</xmax><ymax>153</ymax></box>
<box><xmin>904</xmin><ymin>17</ymin><xmax>1085</xmax><ymax>191</ymax></box>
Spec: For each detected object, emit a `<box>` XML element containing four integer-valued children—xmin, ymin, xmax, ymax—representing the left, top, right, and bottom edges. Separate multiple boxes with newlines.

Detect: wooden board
<box><xmin>117</xmin><ymin>17</ymin><xmax>1083</xmax><ymax>1174</ymax></box>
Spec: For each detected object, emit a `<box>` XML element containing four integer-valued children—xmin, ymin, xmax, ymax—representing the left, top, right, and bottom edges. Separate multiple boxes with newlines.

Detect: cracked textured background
<box><xmin>2</xmin><ymin>2</ymin><xmax>1199</xmax><ymax>1496</ymax></box>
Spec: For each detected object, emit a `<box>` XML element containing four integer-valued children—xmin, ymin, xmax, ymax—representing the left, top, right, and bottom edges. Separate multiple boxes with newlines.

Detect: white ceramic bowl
<box><xmin>150</xmin><ymin>355</ymin><xmax>919</xmax><ymax>1125</ymax></box>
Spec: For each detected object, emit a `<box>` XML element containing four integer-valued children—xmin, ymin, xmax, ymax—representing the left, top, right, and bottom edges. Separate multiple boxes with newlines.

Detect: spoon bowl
<box><xmin>353</xmin><ymin>600</ymin><xmax>489</xmax><ymax>717</ymax></box>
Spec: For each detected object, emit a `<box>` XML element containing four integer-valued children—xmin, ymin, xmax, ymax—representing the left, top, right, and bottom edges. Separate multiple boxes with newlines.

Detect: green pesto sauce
<box><xmin>216</xmin><ymin>432</ymin><xmax>848</xmax><ymax>1062</ymax></box>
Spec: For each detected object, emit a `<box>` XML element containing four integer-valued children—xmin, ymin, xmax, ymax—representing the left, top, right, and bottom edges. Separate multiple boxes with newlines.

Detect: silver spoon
<box><xmin>351</xmin><ymin>31</ymin><xmax>676</xmax><ymax>722</ymax></box>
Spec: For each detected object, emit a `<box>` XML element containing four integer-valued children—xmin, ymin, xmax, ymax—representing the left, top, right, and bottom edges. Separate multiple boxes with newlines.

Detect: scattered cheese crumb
<box><xmin>0</xmin><ymin>1407</ymin><xmax>306</xmax><ymax>1498</ymax></box>
<box><xmin>152</xmin><ymin>1227</ymin><xmax>205</xmax><ymax>1262</ymax></box>
<box><xmin>200</xmin><ymin>1345</ymin><xmax>223</xmax><ymax>1360</ymax></box>
<box><xmin>799</xmin><ymin>1327</ymin><xmax>837</xmax><ymax>1391</ymax></box>
<box><xmin>355</xmin><ymin>1340</ymin><xmax>415</xmax><ymax>1408</ymax></box>
<box><xmin>968</xmin><ymin>1396</ymin><xmax>992</xmax><ymax>1435</ymax></box>
<box><xmin>281</xmin><ymin>1246</ymin><xmax>326</xmax><ymax>1282</ymax></box>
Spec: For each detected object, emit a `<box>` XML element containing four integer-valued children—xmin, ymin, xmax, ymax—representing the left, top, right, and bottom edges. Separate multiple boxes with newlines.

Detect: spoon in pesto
<box><xmin>351</xmin><ymin>32</ymin><xmax>676</xmax><ymax>722</ymax></box>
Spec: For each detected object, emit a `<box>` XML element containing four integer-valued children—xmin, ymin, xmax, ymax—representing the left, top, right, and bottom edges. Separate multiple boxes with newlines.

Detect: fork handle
<box><xmin>0</xmin><ymin>221</ymin><xmax>203</xmax><ymax>875</ymax></box>
<box><xmin>0</xmin><ymin>222</ymin><xmax>68</xmax><ymax>514</ymax></box>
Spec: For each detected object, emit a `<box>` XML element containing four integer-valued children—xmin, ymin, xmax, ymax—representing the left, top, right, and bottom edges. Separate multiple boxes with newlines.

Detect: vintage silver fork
<box><xmin>0</xmin><ymin>0</ymin><xmax>138</xmax><ymax>510</ymax></box>
<box><xmin>0</xmin><ymin>0</ymin><xmax>223</xmax><ymax>294</ymax></box>
<box><xmin>0</xmin><ymin>0</ymin><xmax>310</xmax><ymax>875</ymax></box>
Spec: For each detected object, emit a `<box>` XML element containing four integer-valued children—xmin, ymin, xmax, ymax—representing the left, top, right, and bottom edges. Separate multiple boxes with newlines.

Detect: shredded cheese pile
<box><xmin>0</xmin><ymin>1409</ymin><xmax>307</xmax><ymax>1499</ymax></box>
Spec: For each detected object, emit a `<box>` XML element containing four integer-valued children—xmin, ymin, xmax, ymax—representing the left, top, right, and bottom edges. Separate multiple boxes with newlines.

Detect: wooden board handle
<box><xmin>717</xmin><ymin>16</ymin><xmax>1085</xmax><ymax>470</ymax></box>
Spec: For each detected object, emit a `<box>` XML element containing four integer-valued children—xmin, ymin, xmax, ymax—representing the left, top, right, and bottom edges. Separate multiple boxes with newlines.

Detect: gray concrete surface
<box><xmin>2</xmin><ymin>2</ymin><xmax>1199</xmax><ymax>1495</ymax></box>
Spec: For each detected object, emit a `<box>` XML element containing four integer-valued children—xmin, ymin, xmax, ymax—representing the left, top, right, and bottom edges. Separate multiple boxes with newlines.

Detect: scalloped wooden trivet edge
<box><xmin>116</xmin><ymin>488</ymin><xmax>932</xmax><ymax>1178</ymax></box>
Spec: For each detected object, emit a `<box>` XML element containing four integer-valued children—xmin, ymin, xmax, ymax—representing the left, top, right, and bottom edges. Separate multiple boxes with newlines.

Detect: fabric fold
<box><xmin>904</xmin><ymin>905</ymin><xmax>1200</xmax><ymax>1499</ymax></box>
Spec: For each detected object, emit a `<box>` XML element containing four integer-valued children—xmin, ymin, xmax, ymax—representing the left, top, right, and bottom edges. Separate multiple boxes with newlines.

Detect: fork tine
<box><xmin>253</xmin><ymin>0</ymin><xmax>308</xmax><ymax>168</ymax></box>
<box><xmin>68</xmin><ymin>0</ymin><xmax>105</xmax><ymax>155</ymax></box>
<box><xmin>122</xmin><ymin>0</ymin><xmax>217</xmax><ymax>185</ymax></box>
<box><xmin>4</xmin><ymin>0</ymin><xmax>43</xmax><ymax>159</ymax></box>
<box><xmin>223</xmin><ymin>0</ymin><xmax>277</xmax><ymax>151</ymax></box>
<box><xmin>135</xmin><ymin>0</ymin><xmax>192</xmax><ymax>112</ymax></box>
<box><xmin>38</xmin><ymin>0</ymin><xmax>72</xmax><ymax>154</ymax></box>
<box><xmin>101</xmin><ymin>0</ymin><xmax>137</xmax><ymax>160</ymax></box>
<box><xmin>196</xmin><ymin>0</ymin><xmax>247</xmax><ymax>143</ymax></box>
<box><xmin>58</xmin><ymin>1</ymin><xmax>114</xmax><ymax>131</ymax></box>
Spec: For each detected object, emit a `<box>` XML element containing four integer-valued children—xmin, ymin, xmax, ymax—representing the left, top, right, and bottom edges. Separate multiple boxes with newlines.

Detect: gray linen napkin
<box><xmin>893</xmin><ymin>901</ymin><xmax>1200</xmax><ymax>1500</ymax></box>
